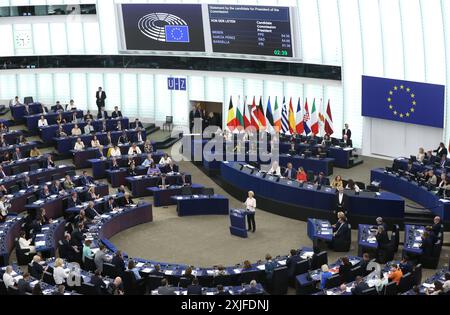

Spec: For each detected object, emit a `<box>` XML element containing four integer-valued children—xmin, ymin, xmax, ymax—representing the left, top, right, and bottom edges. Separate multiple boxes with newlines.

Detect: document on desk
<box><xmin>301</xmin><ymin>251</ymin><xmax>314</xmax><ymax>259</ymax></box>
<box><xmin>257</xmin><ymin>265</ymin><xmax>265</xmax><ymax>271</ymax></box>
<box><xmin>278</xmin><ymin>260</ymin><xmax>286</xmax><ymax>266</ymax></box>
<box><xmin>136</xmin><ymin>262</ymin><xmax>144</xmax><ymax>268</ymax></box>
<box><xmin>141</xmin><ymin>268</ymin><xmax>153</xmax><ymax>273</ymax></box>
<box><xmin>35</xmin><ymin>234</ymin><xmax>45</xmax><ymax>238</ymax></box>
<box><xmin>412</xmin><ymin>243</ymin><xmax>421</xmax><ymax>248</ymax></box>
<box><xmin>35</xmin><ymin>241</ymin><xmax>46</xmax><ymax>247</ymax></box>
<box><xmin>164</xmin><ymin>270</ymin><xmax>173</xmax><ymax>275</ymax></box>
<box><xmin>41</xmin><ymin>227</ymin><xmax>50</xmax><ymax>231</ymax></box>
<box><xmin>233</xmin><ymin>269</ymin><xmax>241</xmax><ymax>274</ymax></box>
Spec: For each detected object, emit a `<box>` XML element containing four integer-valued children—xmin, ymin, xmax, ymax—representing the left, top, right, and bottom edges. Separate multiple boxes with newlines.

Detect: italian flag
<box><xmin>310</xmin><ymin>98</ymin><xmax>319</xmax><ymax>135</ymax></box>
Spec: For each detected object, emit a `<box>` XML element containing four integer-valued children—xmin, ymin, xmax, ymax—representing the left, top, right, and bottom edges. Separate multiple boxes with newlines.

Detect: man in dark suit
<box><xmin>85</xmin><ymin>202</ymin><xmax>100</xmax><ymax>219</ymax></box>
<box><xmin>70</xmin><ymin>224</ymin><xmax>85</xmax><ymax>249</ymax></box>
<box><xmin>12</xmin><ymin>147</ymin><xmax>22</xmax><ymax>160</ymax></box>
<box><xmin>111</xmin><ymin>106</ymin><xmax>123</xmax><ymax>119</ymax></box>
<box><xmin>67</xmin><ymin>191</ymin><xmax>82</xmax><ymax>209</ymax></box>
<box><xmin>242</xmin><ymin>280</ymin><xmax>261</xmax><ymax>295</ymax></box>
<box><xmin>104</xmin><ymin>197</ymin><xmax>117</xmax><ymax>212</ymax></box>
<box><xmin>351</xmin><ymin>276</ymin><xmax>369</xmax><ymax>295</ymax></box>
<box><xmin>342</xmin><ymin>123</ymin><xmax>351</xmax><ymax>143</ymax></box>
<box><xmin>189</xmin><ymin>105</ymin><xmax>198</xmax><ymax>133</ymax></box>
<box><xmin>432</xmin><ymin>216</ymin><xmax>443</xmax><ymax>236</ymax></box>
<box><xmin>314</xmin><ymin>172</ymin><xmax>329</xmax><ymax>186</ymax></box>
<box><xmin>334</xmin><ymin>187</ymin><xmax>349</xmax><ymax>215</ymax></box>
<box><xmin>134</xmin><ymin>129</ymin><xmax>144</xmax><ymax>143</ymax></box>
<box><xmin>187</xmin><ymin>278</ymin><xmax>202</xmax><ymax>295</ymax></box>
<box><xmin>131</xmin><ymin>118</ymin><xmax>144</xmax><ymax>130</ymax></box>
<box><xmin>30</xmin><ymin>256</ymin><xmax>46</xmax><ymax>279</ymax></box>
<box><xmin>286</xmin><ymin>249</ymin><xmax>301</xmax><ymax>278</ymax></box>
<box><xmin>17</xmin><ymin>272</ymin><xmax>32</xmax><ymax>295</ymax></box>
<box><xmin>97</xmin><ymin>109</ymin><xmax>109</xmax><ymax>120</ymax></box>
<box><xmin>53</xmin><ymin>101</ymin><xmax>64</xmax><ymax>112</ymax></box>
<box><xmin>49</xmin><ymin>180</ymin><xmax>63</xmax><ymax>195</ymax></box>
<box><xmin>63</xmin><ymin>233</ymin><xmax>81</xmax><ymax>261</ymax></box>
<box><xmin>39</xmin><ymin>185</ymin><xmax>51</xmax><ymax>199</ymax></box>
<box><xmin>90</xmin><ymin>269</ymin><xmax>107</xmax><ymax>295</ymax></box>
<box><xmin>150</xmin><ymin>264</ymin><xmax>165</xmax><ymax>277</ymax></box>
<box><xmin>283</xmin><ymin>163</ymin><xmax>296</xmax><ymax>179</ymax></box>
<box><xmin>96</xmin><ymin>87</ymin><xmax>107</xmax><ymax>112</ymax></box>
<box><xmin>434</xmin><ymin>142</ymin><xmax>448</xmax><ymax>159</ymax></box>
<box><xmin>80</xmin><ymin>171</ymin><xmax>95</xmax><ymax>186</ymax></box>
<box><xmin>111</xmin><ymin>250</ymin><xmax>126</xmax><ymax>276</ymax></box>
<box><xmin>118</xmin><ymin>131</ymin><xmax>129</xmax><ymax>145</ymax></box>
<box><xmin>216</xmin><ymin>285</ymin><xmax>231</xmax><ymax>295</ymax></box>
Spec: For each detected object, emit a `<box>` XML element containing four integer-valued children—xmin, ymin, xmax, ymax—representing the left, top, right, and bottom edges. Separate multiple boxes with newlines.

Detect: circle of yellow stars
<box><xmin>387</xmin><ymin>85</ymin><xmax>416</xmax><ymax>119</ymax></box>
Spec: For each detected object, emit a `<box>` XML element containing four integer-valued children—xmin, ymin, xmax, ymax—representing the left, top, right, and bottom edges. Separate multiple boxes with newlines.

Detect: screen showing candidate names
<box><xmin>208</xmin><ymin>5</ymin><xmax>293</xmax><ymax>58</ymax></box>
<box><xmin>120</xmin><ymin>4</ymin><xmax>205</xmax><ymax>52</ymax></box>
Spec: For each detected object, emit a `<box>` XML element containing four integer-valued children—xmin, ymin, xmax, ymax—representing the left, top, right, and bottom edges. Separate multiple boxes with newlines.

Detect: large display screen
<box><xmin>208</xmin><ymin>5</ymin><xmax>293</xmax><ymax>57</ymax></box>
<box><xmin>120</xmin><ymin>3</ymin><xmax>205</xmax><ymax>52</ymax></box>
<box><xmin>117</xmin><ymin>3</ymin><xmax>299</xmax><ymax>61</ymax></box>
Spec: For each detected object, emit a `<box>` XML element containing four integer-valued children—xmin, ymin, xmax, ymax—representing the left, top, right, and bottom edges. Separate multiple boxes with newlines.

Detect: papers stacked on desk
<box><xmin>278</xmin><ymin>260</ymin><xmax>286</xmax><ymax>266</ymax></box>
<box><xmin>422</xmin><ymin>282</ymin><xmax>435</xmax><ymax>288</ymax></box>
<box><xmin>301</xmin><ymin>251</ymin><xmax>314</xmax><ymax>259</ymax></box>
<box><xmin>367</xmin><ymin>236</ymin><xmax>377</xmax><ymax>243</ymax></box>
<box><xmin>34</xmin><ymin>200</ymin><xmax>44</xmax><ymax>205</ymax></box>
<box><xmin>233</xmin><ymin>268</ymin><xmax>241</xmax><ymax>274</ymax></box>
<box><xmin>136</xmin><ymin>262</ymin><xmax>144</xmax><ymax>268</ymax></box>
<box><xmin>257</xmin><ymin>265</ymin><xmax>265</xmax><ymax>271</ymax></box>
<box><xmin>164</xmin><ymin>270</ymin><xmax>173</xmax><ymax>275</ymax></box>
<box><xmin>141</xmin><ymin>268</ymin><xmax>153</xmax><ymax>273</ymax></box>
<box><xmin>206</xmin><ymin>270</ymin><xmax>215</xmax><ymax>275</ymax></box>
<box><xmin>412</xmin><ymin>243</ymin><xmax>421</xmax><ymax>248</ymax></box>
<box><xmin>100</xmin><ymin>214</ymin><xmax>110</xmax><ymax>219</ymax></box>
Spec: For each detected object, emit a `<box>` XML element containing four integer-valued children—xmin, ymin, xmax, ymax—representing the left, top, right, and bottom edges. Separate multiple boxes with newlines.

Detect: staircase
<box><xmin>349</xmin><ymin>154</ymin><xmax>364</xmax><ymax>168</ymax></box>
<box><xmin>144</xmin><ymin>123</ymin><xmax>160</xmax><ymax>135</ymax></box>
<box><xmin>403</xmin><ymin>206</ymin><xmax>436</xmax><ymax>227</ymax></box>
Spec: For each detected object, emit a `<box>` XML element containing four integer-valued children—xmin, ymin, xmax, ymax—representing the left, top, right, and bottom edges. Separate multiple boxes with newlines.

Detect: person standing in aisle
<box><xmin>244</xmin><ymin>191</ymin><xmax>256</xmax><ymax>233</ymax></box>
<box><xmin>96</xmin><ymin>87</ymin><xmax>107</xmax><ymax>113</ymax></box>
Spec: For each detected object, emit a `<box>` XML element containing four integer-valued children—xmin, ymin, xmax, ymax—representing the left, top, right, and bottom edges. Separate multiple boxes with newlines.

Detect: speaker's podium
<box><xmin>229</xmin><ymin>208</ymin><xmax>248</xmax><ymax>238</ymax></box>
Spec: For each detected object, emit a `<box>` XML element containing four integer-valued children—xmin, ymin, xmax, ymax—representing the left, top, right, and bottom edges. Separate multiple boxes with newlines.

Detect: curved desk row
<box><xmin>10</xmin><ymin>103</ymin><xmax>43</xmax><ymax>122</ymax></box>
<box><xmin>370</xmin><ymin>168</ymin><xmax>450</xmax><ymax>222</ymax></box>
<box><xmin>0</xmin><ymin>216</ymin><xmax>23</xmax><ymax>266</ymax></box>
<box><xmin>40</xmin><ymin>117</ymin><xmax>130</xmax><ymax>144</ymax></box>
<box><xmin>1</xmin><ymin>130</ymin><xmax>23</xmax><ymax>147</ymax></box>
<box><xmin>88</xmin><ymin>151</ymin><xmax>163</xmax><ymax>179</ymax></box>
<box><xmin>34</xmin><ymin>219</ymin><xmax>66</xmax><ymax>258</ymax></box>
<box><xmin>56</xmin><ymin>130</ymin><xmax>146</xmax><ymax>155</ymax></box>
<box><xmin>25</xmin><ymin>110</ymin><xmax>84</xmax><ymax>131</ymax></box>
<box><xmin>25</xmin><ymin>183</ymin><xmax>109</xmax><ymax>218</ymax></box>
<box><xmin>126</xmin><ymin>173</ymin><xmax>192</xmax><ymax>197</ymax></box>
<box><xmin>2</xmin><ymin>156</ymin><xmax>46</xmax><ymax>177</ymax></box>
<box><xmin>0</xmin><ymin>164</ymin><xmax>74</xmax><ymax>190</ymax></box>
<box><xmin>219</xmin><ymin>162</ymin><xmax>405</xmax><ymax>225</ymax></box>
<box><xmin>0</xmin><ymin>142</ymin><xmax>38</xmax><ymax>157</ymax></box>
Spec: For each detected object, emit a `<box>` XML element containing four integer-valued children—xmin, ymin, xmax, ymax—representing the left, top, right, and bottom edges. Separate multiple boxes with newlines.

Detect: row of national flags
<box><xmin>226</xmin><ymin>96</ymin><xmax>334</xmax><ymax>136</ymax></box>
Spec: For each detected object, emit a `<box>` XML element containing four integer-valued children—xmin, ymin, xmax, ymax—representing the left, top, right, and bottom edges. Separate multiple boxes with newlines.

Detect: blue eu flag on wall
<box><xmin>362</xmin><ymin>75</ymin><xmax>445</xmax><ymax>128</ymax></box>
<box><xmin>165</xmin><ymin>25</ymin><xmax>190</xmax><ymax>43</ymax></box>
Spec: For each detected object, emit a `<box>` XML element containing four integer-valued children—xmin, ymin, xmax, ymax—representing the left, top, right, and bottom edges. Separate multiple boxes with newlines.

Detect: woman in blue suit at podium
<box><xmin>244</xmin><ymin>191</ymin><xmax>257</xmax><ymax>233</ymax></box>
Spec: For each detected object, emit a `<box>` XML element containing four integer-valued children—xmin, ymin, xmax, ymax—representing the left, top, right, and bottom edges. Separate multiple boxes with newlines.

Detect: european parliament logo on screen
<box><xmin>361</xmin><ymin>75</ymin><xmax>445</xmax><ymax>129</ymax></box>
<box><xmin>121</xmin><ymin>4</ymin><xmax>205</xmax><ymax>51</ymax></box>
<box><xmin>165</xmin><ymin>25</ymin><xmax>189</xmax><ymax>43</ymax></box>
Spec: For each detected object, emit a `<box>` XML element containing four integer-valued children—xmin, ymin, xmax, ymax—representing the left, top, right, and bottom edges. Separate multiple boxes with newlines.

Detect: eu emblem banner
<box><xmin>361</xmin><ymin>75</ymin><xmax>445</xmax><ymax>128</ymax></box>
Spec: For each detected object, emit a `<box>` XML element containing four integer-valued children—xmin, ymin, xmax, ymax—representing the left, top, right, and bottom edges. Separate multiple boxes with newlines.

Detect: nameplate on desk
<box><xmin>35</xmin><ymin>234</ymin><xmax>45</xmax><ymax>237</ymax></box>
<box><xmin>35</xmin><ymin>241</ymin><xmax>46</xmax><ymax>247</ymax></box>
<box><xmin>41</xmin><ymin>227</ymin><xmax>50</xmax><ymax>231</ymax></box>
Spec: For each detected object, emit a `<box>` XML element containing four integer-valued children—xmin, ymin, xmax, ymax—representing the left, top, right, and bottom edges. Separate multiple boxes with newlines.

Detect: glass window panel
<box><xmin>70</xmin><ymin>72</ymin><xmax>88</xmax><ymax>111</ymax></box>
<box><xmin>53</xmin><ymin>73</ymin><xmax>70</xmax><ymax>104</ymax></box>
<box><xmin>399</xmin><ymin>0</ymin><xmax>425</xmax><ymax>81</ymax></box>
<box><xmin>49</xmin><ymin>22</ymin><xmax>68</xmax><ymax>55</ymax></box>
<box><xmin>66</xmin><ymin>19</ymin><xmax>85</xmax><ymax>54</ymax></box>
<box><xmin>17</xmin><ymin>73</ymin><xmax>36</xmax><ymax>99</ymax></box>
<box><xmin>120</xmin><ymin>73</ymin><xmax>138</xmax><ymax>118</ymax></box>
<box><xmin>0</xmin><ymin>74</ymin><xmax>17</xmax><ymax>100</ymax></box>
<box><xmin>32</xmin><ymin>23</ymin><xmax>51</xmax><ymax>55</ymax></box>
<box><xmin>188</xmin><ymin>76</ymin><xmax>205</xmax><ymax>101</ymax></box>
<box><xmin>205</xmin><ymin>76</ymin><xmax>223</xmax><ymax>103</ymax></box>
<box><xmin>359</xmin><ymin>0</ymin><xmax>384</xmax><ymax>76</ymax></box>
<box><xmin>83</xmin><ymin>21</ymin><xmax>101</xmax><ymax>54</ymax></box>
<box><xmin>318</xmin><ymin>0</ymin><xmax>342</xmax><ymax>65</ymax></box>
<box><xmin>0</xmin><ymin>25</ymin><xmax>14</xmax><ymax>57</ymax></box>
<box><xmin>379</xmin><ymin>0</ymin><xmax>404</xmax><ymax>79</ymax></box>
<box><xmin>104</xmin><ymin>73</ymin><xmax>121</xmax><ymax>111</ymax></box>
<box><xmin>36</xmin><ymin>73</ymin><xmax>54</xmax><ymax>105</ymax></box>
<box><xmin>154</xmin><ymin>74</ymin><xmax>172</xmax><ymax>123</ymax></box>
<box><xmin>172</xmin><ymin>82</ymin><xmax>189</xmax><ymax>126</ymax></box>
<box><xmin>138</xmin><ymin>74</ymin><xmax>155</xmax><ymax>121</ymax></box>
<box><xmin>297</xmin><ymin>0</ymin><xmax>322</xmax><ymax>64</ymax></box>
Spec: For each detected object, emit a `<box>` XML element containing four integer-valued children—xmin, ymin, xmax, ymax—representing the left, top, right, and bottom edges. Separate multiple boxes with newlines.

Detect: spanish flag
<box><xmin>288</xmin><ymin>97</ymin><xmax>296</xmax><ymax>134</ymax></box>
